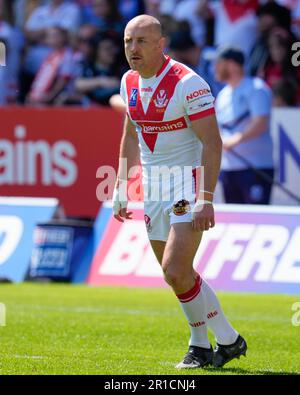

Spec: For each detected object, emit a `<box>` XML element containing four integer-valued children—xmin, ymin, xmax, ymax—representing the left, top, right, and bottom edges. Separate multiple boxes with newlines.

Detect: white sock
<box><xmin>176</xmin><ymin>278</ymin><xmax>211</xmax><ymax>349</ymax></box>
<box><xmin>201</xmin><ymin>278</ymin><xmax>239</xmax><ymax>345</ymax></box>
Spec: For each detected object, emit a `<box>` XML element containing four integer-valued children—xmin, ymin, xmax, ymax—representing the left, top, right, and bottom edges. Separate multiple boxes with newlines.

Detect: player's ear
<box><xmin>158</xmin><ymin>36</ymin><xmax>166</xmax><ymax>51</ymax></box>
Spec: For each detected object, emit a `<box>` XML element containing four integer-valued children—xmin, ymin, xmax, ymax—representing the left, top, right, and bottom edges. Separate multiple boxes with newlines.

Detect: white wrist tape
<box><xmin>195</xmin><ymin>200</ymin><xmax>213</xmax><ymax>205</ymax></box>
<box><xmin>112</xmin><ymin>180</ymin><xmax>128</xmax><ymax>215</ymax></box>
<box><xmin>199</xmin><ymin>190</ymin><xmax>214</xmax><ymax>196</ymax></box>
<box><xmin>192</xmin><ymin>200</ymin><xmax>213</xmax><ymax>215</ymax></box>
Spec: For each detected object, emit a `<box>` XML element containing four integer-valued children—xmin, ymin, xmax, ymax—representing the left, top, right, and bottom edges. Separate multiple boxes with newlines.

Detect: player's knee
<box><xmin>162</xmin><ymin>263</ymin><xmax>186</xmax><ymax>289</ymax></box>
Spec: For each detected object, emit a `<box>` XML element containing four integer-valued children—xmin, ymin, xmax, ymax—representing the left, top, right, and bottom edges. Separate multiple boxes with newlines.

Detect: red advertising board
<box><xmin>0</xmin><ymin>107</ymin><xmax>124</xmax><ymax>218</ymax></box>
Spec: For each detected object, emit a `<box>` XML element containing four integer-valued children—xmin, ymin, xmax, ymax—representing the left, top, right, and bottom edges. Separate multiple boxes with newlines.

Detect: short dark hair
<box><xmin>216</xmin><ymin>46</ymin><xmax>245</xmax><ymax>66</ymax></box>
<box><xmin>168</xmin><ymin>29</ymin><xmax>196</xmax><ymax>51</ymax></box>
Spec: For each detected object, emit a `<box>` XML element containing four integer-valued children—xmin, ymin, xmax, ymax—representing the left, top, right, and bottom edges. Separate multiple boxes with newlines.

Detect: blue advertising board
<box><xmin>0</xmin><ymin>197</ymin><xmax>59</xmax><ymax>282</ymax></box>
<box><xmin>30</xmin><ymin>221</ymin><xmax>93</xmax><ymax>282</ymax></box>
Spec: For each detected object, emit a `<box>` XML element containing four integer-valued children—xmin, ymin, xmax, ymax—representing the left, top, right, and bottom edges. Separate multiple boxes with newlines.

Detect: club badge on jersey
<box><xmin>154</xmin><ymin>90</ymin><xmax>168</xmax><ymax>108</ymax></box>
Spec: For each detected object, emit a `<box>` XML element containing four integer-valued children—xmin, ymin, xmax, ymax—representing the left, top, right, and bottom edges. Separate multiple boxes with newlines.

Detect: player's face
<box><xmin>124</xmin><ymin>25</ymin><xmax>164</xmax><ymax>76</ymax></box>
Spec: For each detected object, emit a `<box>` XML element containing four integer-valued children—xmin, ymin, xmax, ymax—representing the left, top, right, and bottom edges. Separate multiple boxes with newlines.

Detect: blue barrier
<box><xmin>0</xmin><ymin>197</ymin><xmax>59</xmax><ymax>282</ymax></box>
<box><xmin>29</xmin><ymin>219</ymin><xmax>94</xmax><ymax>282</ymax></box>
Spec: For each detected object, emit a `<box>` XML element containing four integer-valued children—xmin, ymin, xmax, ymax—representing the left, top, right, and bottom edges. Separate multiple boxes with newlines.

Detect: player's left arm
<box><xmin>181</xmin><ymin>74</ymin><xmax>222</xmax><ymax>231</ymax></box>
<box><xmin>190</xmin><ymin>113</ymin><xmax>223</xmax><ymax>232</ymax></box>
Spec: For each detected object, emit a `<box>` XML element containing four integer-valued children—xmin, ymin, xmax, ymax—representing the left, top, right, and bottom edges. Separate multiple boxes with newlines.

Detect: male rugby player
<box><xmin>113</xmin><ymin>15</ymin><xmax>247</xmax><ymax>368</ymax></box>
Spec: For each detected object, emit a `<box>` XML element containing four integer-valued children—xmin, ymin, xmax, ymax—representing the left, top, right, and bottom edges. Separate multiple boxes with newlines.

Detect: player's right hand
<box><xmin>192</xmin><ymin>201</ymin><xmax>215</xmax><ymax>231</ymax></box>
<box><xmin>112</xmin><ymin>183</ymin><xmax>132</xmax><ymax>223</ymax></box>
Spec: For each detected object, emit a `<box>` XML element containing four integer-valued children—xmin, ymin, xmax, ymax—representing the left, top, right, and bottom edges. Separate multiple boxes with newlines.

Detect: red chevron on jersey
<box><xmin>125</xmin><ymin>60</ymin><xmax>190</xmax><ymax>152</ymax></box>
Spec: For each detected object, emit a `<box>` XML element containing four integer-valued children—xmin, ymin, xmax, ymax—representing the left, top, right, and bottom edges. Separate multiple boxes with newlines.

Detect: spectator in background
<box><xmin>74</xmin><ymin>31</ymin><xmax>121</xmax><ymax>105</ymax></box>
<box><xmin>27</xmin><ymin>26</ymin><xmax>74</xmax><ymax>106</ymax></box>
<box><xmin>214</xmin><ymin>47</ymin><xmax>274</xmax><ymax>204</ymax></box>
<box><xmin>247</xmin><ymin>0</ymin><xmax>291</xmax><ymax>76</ymax></box>
<box><xmin>158</xmin><ymin>14</ymin><xmax>180</xmax><ymax>41</ymax></box>
<box><xmin>199</xmin><ymin>0</ymin><xmax>259</xmax><ymax>56</ymax></box>
<box><xmin>14</xmin><ymin>0</ymin><xmax>45</xmax><ymax>30</ymax></box>
<box><xmin>171</xmin><ymin>0</ymin><xmax>207</xmax><ymax>46</ymax></box>
<box><xmin>19</xmin><ymin>0</ymin><xmax>81</xmax><ymax>103</ymax></box>
<box><xmin>168</xmin><ymin>28</ymin><xmax>223</xmax><ymax>96</ymax></box>
<box><xmin>0</xmin><ymin>36</ymin><xmax>8</xmax><ymax>105</ymax></box>
<box><xmin>25</xmin><ymin>0</ymin><xmax>81</xmax><ymax>39</ymax></box>
<box><xmin>81</xmin><ymin>0</ymin><xmax>124</xmax><ymax>36</ymax></box>
<box><xmin>70</xmin><ymin>23</ymin><xmax>99</xmax><ymax>69</ymax></box>
<box><xmin>0</xmin><ymin>0</ymin><xmax>18</xmax><ymax>105</ymax></box>
<box><xmin>0</xmin><ymin>0</ymin><xmax>14</xmax><ymax>24</ymax></box>
<box><xmin>276</xmin><ymin>0</ymin><xmax>300</xmax><ymax>38</ymax></box>
<box><xmin>144</xmin><ymin>0</ymin><xmax>163</xmax><ymax>19</ymax></box>
<box><xmin>76</xmin><ymin>0</ymin><xmax>146</xmax><ymax>20</ymax></box>
<box><xmin>258</xmin><ymin>27</ymin><xmax>300</xmax><ymax>104</ymax></box>
<box><xmin>272</xmin><ymin>78</ymin><xmax>298</xmax><ymax>107</ymax></box>
<box><xmin>56</xmin><ymin>23</ymin><xmax>99</xmax><ymax>105</ymax></box>
<box><xmin>118</xmin><ymin>0</ymin><xmax>145</xmax><ymax>23</ymax></box>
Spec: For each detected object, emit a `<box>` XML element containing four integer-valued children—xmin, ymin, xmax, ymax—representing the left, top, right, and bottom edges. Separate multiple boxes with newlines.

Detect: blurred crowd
<box><xmin>0</xmin><ymin>0</ymin><xmax>300</xmax><ymax>107</ymax></box>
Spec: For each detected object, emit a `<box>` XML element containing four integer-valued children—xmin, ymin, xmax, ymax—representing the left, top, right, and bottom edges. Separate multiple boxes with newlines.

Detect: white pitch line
<box><xmin>13</xmin><ymin>304</ymin><xmax>180</xmax><ymax>317</ymax></box>
<box><xmin>11</xmin><ymin>304</ymin><xmax>290</xmax><ymax>323</ymax></box>
<box><xmin>13</xmin><ymin>355</ymin><xmax>46</xmax><ymax>360</ymax></box>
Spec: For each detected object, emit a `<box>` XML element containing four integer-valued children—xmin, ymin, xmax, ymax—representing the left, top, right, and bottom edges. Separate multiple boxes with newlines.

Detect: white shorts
<box><xmin>142</xmin><ymin>166</ymin><xmax>200</xmax><ymax>241</ymax></box>
<box><xmin>144</xmin><ymin>198</ymin><xmax>195</xmax><ymax>241</ymax></box>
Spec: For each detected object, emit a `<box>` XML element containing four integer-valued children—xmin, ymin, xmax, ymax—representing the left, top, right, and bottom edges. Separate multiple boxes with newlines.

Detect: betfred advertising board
<box><xmin>88</xmin><ymin>203</ymin><xmax>300</xmax><ymax>294</ymax></box>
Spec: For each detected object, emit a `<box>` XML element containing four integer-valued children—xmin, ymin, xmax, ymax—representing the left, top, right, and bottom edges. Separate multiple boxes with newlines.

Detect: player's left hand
<box><xmin>192</xmin><ymin>202</ymin><xmax>215</xmax><ymax>231</ymax></box>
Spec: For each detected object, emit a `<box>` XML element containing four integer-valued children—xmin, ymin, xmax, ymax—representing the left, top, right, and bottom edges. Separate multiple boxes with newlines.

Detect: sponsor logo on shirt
<box><xmin>188</xmin><ymin>102</ymin><xmax>212</xmax><ymax>111</ymax></box>
<box><xmin>186</xmin><ymin>88</ymin><xmax>211</xmax><ymax>102</ymax></box>
<box><xmin>141</xmin><ymin>87</ymin><xmax>153</xmax><ymax>92</ymax></box>
<box><xmin>154</xmin><ymin>89</ymin><xmax>168</xmax><ymax>108</ymax></box>
<box><xmin>137</xmin><ymin>117</ymin><xmax>187</xmax><ymax>133</ymax></box>
<box><xmin>129</xmin><ymin>88</ymin><xmax>138</xmax><ymax>107</ymax></box>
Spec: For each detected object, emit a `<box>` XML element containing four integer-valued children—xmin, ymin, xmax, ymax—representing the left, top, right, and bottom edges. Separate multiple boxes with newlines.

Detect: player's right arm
<box><xmin>113</xmin><ymin>115</ymin><xmax>140</xmax><ymax>222</ymax></box>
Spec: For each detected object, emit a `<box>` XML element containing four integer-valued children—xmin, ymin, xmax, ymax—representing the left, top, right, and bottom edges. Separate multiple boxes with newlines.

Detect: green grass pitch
<box><xmin>0</xmin><ymin>283</ymin><xmax>299</xmax><ymax>375</ymax></box>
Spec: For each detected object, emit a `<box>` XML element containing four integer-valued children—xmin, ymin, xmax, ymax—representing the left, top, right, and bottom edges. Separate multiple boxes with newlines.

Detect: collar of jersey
<box><xmin>155</xmin><ymin>55</ymin><xmax>171</xmax><ymax>77</ymax></box>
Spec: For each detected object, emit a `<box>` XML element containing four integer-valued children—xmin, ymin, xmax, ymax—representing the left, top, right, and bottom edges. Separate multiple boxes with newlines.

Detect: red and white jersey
<box><xmin>120</xmin><ymin>56</ymin><xmax>215</xmax><ymax>180</ymax></box>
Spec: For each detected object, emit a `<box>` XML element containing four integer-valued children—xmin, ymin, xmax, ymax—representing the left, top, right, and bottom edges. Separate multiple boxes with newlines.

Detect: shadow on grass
<box><xmin>203</xmin><ymin>366</ymin><xmax>300</xmax><ymax>375</ymax></box>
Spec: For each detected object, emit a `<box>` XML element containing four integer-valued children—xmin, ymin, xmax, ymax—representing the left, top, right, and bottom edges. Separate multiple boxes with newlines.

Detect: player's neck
<box><xmin>139</xmin><ymin>55</ymin><xmax>167</xmax><ymax>79</ymax></box>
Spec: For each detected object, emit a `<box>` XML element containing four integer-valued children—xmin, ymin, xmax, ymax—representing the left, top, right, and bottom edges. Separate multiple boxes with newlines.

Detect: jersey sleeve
<box><xmin>120</xmin><ymin>73</ymin><xmax>127</xmax><ymax>105</ymax></box>
<box><xmin>181</xmin><ymin>74</ymin><xmax>215</xmax><ymax>122</ymax></box>
<box><xmin>120</xmin><ymin>72</ymin><xmax>133</xmax><ymax>120</ymax></box>
<box><xmin>249</xmin><ymin>79</ymin><xmax>272</xmax><ymax>117</ymax></box>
